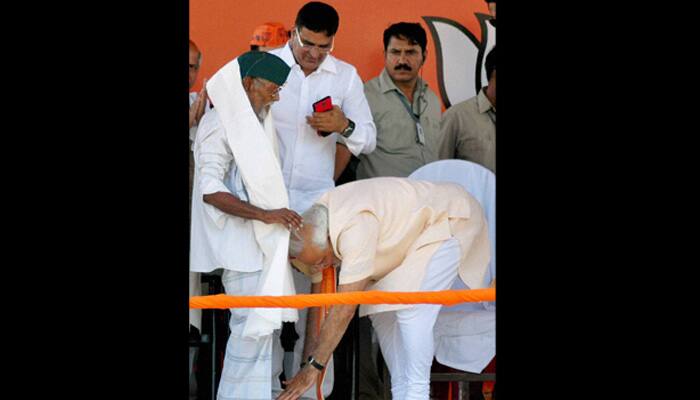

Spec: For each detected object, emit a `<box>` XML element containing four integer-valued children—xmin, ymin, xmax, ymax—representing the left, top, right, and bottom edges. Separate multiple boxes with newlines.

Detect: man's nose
<box><xmin>308</xmin><ymin>46</ymin><xmax>322</xmax><ymax>58</ymax></box>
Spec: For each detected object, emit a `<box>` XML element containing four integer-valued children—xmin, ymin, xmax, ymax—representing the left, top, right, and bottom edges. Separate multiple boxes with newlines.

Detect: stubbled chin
<box><xmin>302</xmin><ymin>59</ymin><xmax>320</xmax><ymax>69</ymax></box>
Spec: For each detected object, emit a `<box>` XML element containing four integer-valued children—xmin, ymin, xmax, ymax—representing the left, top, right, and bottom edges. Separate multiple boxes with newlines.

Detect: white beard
<box><xmin>256</xmin><ymin>105</ymin><xmax>269</xmax><ymax>122</ymax></box>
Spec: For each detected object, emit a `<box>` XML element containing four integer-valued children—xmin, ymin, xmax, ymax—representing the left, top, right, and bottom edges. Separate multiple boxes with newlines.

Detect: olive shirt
<box><xmin>356</xmin><ymin>68</ymin><xmax>442</xmax><ymax>179</ymax></box>
<box><xmin>438</xmin><ymin>88</ymin><xmax>496</xmax><ymax>173</ymax></box>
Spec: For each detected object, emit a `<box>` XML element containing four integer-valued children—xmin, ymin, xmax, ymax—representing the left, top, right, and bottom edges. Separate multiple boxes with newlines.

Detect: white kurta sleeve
<box><xmin>341</xmin><ymin>68</ymin><xmax>377</xmax><ymax>156</ymax></box>
<box><xmin>195</xmin><ymin>114</ymin><xmax>234</xmax><ymax>229</ymax></box>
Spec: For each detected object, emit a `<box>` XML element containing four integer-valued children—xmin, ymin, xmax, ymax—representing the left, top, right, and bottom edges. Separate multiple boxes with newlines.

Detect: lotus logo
<box><xmin>423</xmin><ymin>13</ymin><xmax>495</xmax><ymax>109</ymax></box>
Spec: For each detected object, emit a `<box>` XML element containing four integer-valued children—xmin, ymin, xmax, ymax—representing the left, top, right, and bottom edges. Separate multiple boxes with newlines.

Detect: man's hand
<box><xmin>189</xmin><ymin>80</ymin><xmax>208</xmax><ymax>129</ymax></box>
<box><xmin>306</xmin><ymin>105</ymin><xmax>349</xmax><ymax>135</ymax></box>
<box><xmin>277</xmin><ymin>366</ymin><xmax>319</xmax><ymax>400</ymax></box>
<box><xmin>260</xmin><ymin>208</ymin><xmax>303</xmax><ymax>231</ymax></box>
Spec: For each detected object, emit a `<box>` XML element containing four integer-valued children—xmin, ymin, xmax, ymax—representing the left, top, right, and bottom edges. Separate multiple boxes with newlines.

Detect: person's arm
<box><xmin>437</xmin><ymin>108</ymin><xmax>459</xmax><ymax>159</ymax></box>
<box><xmin>278</xmin><ymin>278</ymin><xmax>371</xmax><ymax>400</ymax></box>
<box><xmin>196</xmin><ymin>114</ymin><xmax>302</xmax><ymax>230</ymax></box>
<box><xmin>338</xmin><ymin>69</ymin><xmax>376</xmax><ymax>156</ymax></box>
<box><xmin>334</xmin><ymin>142</ymin><xmax>352</xmax><ymax>181</ymax></box>
<box><xmin>301</xmin><ymin>281</ymin><xmax>322</xmax><ymax>364</ymax></box>
<box><xmin>278</xmin><ymin>213</ymin><xmax>379</xmax><ymax>399</ymax></box>
<box><xmin>189</xmin><ymin>82</ymin><xmax>208</xmax><ymax>129</ymax></box>
<box><xmin>203</xmin><ymin>192</ymin><xmax>302</xmax><ymax>229</ymax></box>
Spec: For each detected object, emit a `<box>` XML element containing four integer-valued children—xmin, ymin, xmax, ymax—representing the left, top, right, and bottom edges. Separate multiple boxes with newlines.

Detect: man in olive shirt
<box><xmin>438</xmin><ymin>46</ymin><xmax>496</xmax><ymax>173</ymax></box>
<box><xmin>356</xmin><ymin>22</ymin><xmax>442</xmax><ymax>180</ymax></box>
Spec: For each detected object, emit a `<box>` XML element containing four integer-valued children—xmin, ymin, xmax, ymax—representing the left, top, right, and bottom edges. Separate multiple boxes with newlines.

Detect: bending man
<box><xmin>279</xmin><ymin>177</ymin><xmax>491</xmax><ymax>400</ymax></box>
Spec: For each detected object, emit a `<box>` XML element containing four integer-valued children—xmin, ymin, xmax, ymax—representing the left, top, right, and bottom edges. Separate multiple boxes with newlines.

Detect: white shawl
<box><xmin>206</xmin><ymin>57</ymin><xmax>298</xmax><ymax>338</ymax></box>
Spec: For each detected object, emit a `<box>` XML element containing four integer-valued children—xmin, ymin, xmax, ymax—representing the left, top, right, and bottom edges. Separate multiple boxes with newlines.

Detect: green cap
<box><xmin>237</xmin><ymin>51</ymin><xmax>291</xmax><ymax>86</ymax></box>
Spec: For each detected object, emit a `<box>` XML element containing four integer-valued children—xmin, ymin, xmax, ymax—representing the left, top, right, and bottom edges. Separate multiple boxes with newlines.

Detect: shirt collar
<box><xmin>278</xmin><ymin>42</ymin><xmax>338</xmax><ymax>75</ymax></box>
<box><xmin>378</xmin><ymin>67</ymin><xmax>427</xmax><ymax>97</ymax></box>
<box><xmin>477</xmin><ymin>87</ymin><xmax>495</xmax><ymax>114</ymax></box>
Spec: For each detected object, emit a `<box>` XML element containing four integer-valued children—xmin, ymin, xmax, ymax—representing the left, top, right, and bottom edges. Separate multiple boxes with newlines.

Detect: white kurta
<box><xmin>190</xmin><ymin>108</ymin><xmax>264</xmax><ymax>273</ymax></box>
<box><xmin>269</xmin><ymin>44</ymin><xmax>377</xmax><ymax>213</ymax></box>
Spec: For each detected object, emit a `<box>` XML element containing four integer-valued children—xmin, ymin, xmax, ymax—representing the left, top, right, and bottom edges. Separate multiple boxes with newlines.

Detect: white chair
<box><xmin>409</xmin><ymin>159</ymin><xmax>495</xmax><ymax>306</ymax></box>
<box><xmin>408</xmin><ymin>159</ymin><xmax>496</xmax><ymax>397</ymax></box>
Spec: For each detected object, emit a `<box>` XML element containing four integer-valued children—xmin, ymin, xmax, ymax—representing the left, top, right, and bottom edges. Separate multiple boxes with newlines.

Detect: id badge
<box><xmin>416</xmin><ymin>122</ymin><xmax>425</xmax><ymax>145</ymax></box>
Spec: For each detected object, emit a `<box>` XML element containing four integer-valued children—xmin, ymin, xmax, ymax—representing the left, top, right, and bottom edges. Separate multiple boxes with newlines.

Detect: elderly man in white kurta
<box><xmin>268</xmin><ymin>3</ymin><xmax>377</xmax><ymax>396</ymax></box>
<box><xmin>191</xmin><ymin>51</ymin><xmax>303</xmax><ymax>400</ymax></box>
<box><xmin>278</xmin><ymin>177</ymin><xmax>491</xmax><ymax>400</ymax></box>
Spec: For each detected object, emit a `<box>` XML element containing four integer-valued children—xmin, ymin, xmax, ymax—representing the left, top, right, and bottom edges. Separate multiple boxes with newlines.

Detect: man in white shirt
<box><xmin>191</xmin><ymin>51</ymin><xmax>302</xmax><ymax>400</ymax></box>
<box><xmin>188</xmin><ymin>38</ymin><xmax>207</xmax><ymax>400</ymax></box>
<box><xmin>268</xmin><ymin>2</ymin><xmax>377</xmax><ymax>397</ymax></box>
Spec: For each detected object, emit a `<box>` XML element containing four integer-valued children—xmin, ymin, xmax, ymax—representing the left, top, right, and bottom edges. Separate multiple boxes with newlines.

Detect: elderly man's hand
<box><xmin>261</xmin><ymin>208</ymin><xmax>303</xmax><ymax>231</ymax></box>
<box><xmin>277</xmin><ymin>366</ymin><xmax>319</xmax><ymax>400</ymax></box>
<box><xmin>306</xmin><ymin>105</ymin><xmax>349</xmax><ymax>135</ymax></box>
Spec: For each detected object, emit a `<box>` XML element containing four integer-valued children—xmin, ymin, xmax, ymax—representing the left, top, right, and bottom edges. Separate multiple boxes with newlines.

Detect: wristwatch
<box><xmin>307</xmin><ymin>356</ymin><xmax>326</xmax><ymax>371</ymax></box>
<box><xmin>340</xmin><ymin>119</ymin><xmax>355</xmax><ymax>138</ymax></box>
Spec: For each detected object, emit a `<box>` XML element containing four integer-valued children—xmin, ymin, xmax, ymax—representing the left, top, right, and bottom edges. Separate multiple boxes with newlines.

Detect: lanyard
<box><xmin>393</xmin><ymin>89</ymin><xmax>426</xmax><ymax>145</ymax></box>
<box><xmin>486</xmin><ymin>109</ymin><xmax>496</xmax><ymax>125</ymax></box>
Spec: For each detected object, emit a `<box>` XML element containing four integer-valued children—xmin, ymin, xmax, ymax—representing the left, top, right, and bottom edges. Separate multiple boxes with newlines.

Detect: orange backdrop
<box><xmin>190</xmin><ymin>0</ymin><xmax>489</xmax><ymax>106</ymax></box>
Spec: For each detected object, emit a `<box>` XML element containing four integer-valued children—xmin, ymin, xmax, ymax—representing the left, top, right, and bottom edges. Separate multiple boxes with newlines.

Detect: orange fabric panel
<box><xmin>189</xmin><ymin>288</ymin><xmax>495</xmax><ymax>309</ymax></box>
<box><xmin>190</xmin><ymin>0</ymin><xmax>490</xmax><ymax>107</ymax></box>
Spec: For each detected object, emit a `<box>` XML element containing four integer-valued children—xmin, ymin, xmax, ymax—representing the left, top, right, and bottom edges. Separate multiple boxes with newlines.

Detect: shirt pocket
<box><xmin>376</xmin><ymin>110</ymin><xmax>417</xmax><ymax>152</ymax></box>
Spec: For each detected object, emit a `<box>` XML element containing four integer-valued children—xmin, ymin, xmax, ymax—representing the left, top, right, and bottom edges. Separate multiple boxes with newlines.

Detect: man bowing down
<box><xmin>279</xmin><ymin>177</ymin><xmax>491</xmax><ymax>400</ymax></box>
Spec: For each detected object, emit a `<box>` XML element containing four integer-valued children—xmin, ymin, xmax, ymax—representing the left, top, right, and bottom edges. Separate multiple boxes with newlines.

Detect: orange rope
<box><xmin>189</xmin><ymin>288</ymin><xmax>495</xmax><ymax>309</ymax></box>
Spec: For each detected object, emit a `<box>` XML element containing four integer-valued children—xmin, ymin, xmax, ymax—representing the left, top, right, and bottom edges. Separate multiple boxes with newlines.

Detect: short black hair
<box><xmin>383</xmin><ymin>22</ymin><xmax>427</xmax><ymax>54</ymax></box>
<box><xmin>484</xmin><ymin>46</ymin><xmax>496</xmax><ymax>81</ymax></box>
<box><xmin>295</xmin><ymin>2</ymin><xmax>339</xmax><ymax>36</ymax></box>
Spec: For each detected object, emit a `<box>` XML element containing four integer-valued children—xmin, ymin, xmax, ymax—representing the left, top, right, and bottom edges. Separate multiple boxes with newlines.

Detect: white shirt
<box><xmin>189</xmin><ymin>108</ymin><xmax>264</xmax><ymax>273</ymax></box>
<box><xmin>270</xmin><ymin>44</ymin><xmax>376</xmax><ymax>213</ymax></box>
<box><xmin>189</xmin><ymin>92</ymin><xmax>211</xmax><ymax>148</ymax></box>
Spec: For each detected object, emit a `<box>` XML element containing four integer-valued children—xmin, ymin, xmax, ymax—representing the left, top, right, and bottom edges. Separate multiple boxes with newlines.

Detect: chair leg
<box><xmin>211</xmin><ymin>310</ymin><xmax>216</xmax><ymax>400</ymax></box>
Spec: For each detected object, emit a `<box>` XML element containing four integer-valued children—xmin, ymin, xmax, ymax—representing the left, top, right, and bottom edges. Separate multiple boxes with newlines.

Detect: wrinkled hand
<box><xmin>306</xmin><ymin>105</ymin><xmax>348</xmax><ymax>135</ymax></box>
<box><xmin>189</xmin><ymin>80</ymin><xmax>208</xmax><ymax>129</ymax></box>
<box><xmin>277</xmin><ymin>366</ymin><xmax>319</xmax><ymax>400</ymax></box>
<box><xmin>261</xmin><ymin>208</ymin><xmax>303</xmax><ymax>231</ymax></box>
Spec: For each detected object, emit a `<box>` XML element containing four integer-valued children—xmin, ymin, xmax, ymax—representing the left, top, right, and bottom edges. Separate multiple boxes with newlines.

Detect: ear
<box><xmin>421</xmin><ymin>50</ymin><xmax>427</xmax><ymax>66</ymax></box>
<box><xmin>242</xmin><ymin>76</ymin><xmax>254</xmax><ymax>91</ymax></box>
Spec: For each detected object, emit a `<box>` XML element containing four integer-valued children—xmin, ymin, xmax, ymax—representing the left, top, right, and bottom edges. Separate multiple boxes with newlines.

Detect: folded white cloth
<box><xmin>206</xmin><ymin>57</ymin><xmax>298</xmax><ymax>338</ymax></box>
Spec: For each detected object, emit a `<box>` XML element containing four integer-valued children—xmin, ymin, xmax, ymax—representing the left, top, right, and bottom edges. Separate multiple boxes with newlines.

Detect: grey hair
<box><xmin>289</xmin><ymin>204</ymin><xmax>329</xmax><ymax>257</ymax></box>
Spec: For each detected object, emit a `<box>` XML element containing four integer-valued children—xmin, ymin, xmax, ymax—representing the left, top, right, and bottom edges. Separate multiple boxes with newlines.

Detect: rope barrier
<box><xmin>189</xmin><ymin>288</ymin><xmax>495</xmax><ymax>309</ymax></box>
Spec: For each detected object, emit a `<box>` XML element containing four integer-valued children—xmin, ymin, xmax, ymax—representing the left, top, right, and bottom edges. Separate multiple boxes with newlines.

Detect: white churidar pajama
<box><xmin>370</xmin><ymin>238</ymin><xmax>461</xmax><ymax>400</ymax></box>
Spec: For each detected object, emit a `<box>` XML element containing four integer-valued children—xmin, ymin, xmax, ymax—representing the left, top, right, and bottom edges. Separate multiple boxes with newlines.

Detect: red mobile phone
<box><xmin>312</xmin><ymin>96</ymin><xmax>333</xmax><ymax>113</ymax></box>
<box><xmin>312</xmin><ymin>96</ymin><xmax>333</xmax><ymax>137</ymax></box>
